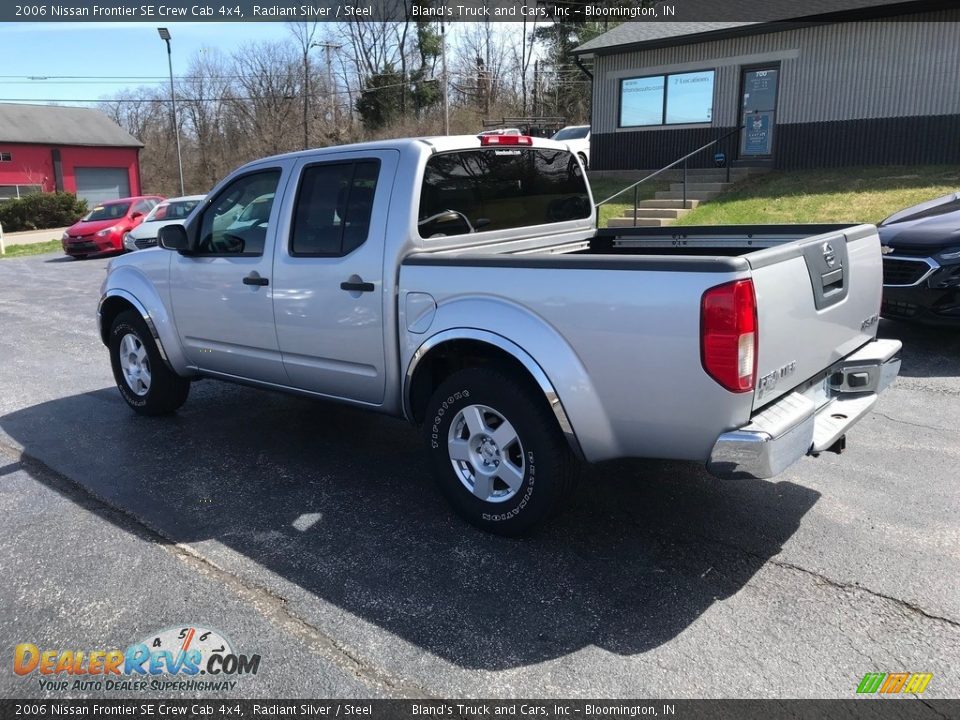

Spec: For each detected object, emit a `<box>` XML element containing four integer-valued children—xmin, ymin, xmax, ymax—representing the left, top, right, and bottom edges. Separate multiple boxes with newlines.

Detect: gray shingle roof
<box><xmin>0</xmin><ymin>103</ymin><xmax>142</xmax><ymax>147</ymax></box>
<box><xmin>575</xmin><ymin>22</ymin><xmax>754</xmax><ymax>54</ymax></box>
<box><xmin>574</xmin><ymin>0</ymin><xmax>933</xmax><ymax>54</ymax></box>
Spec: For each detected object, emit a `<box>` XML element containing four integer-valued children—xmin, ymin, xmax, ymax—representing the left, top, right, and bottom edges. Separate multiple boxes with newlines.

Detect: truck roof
<box><xmin>239</xmin><ymin>134</ymin><xmax>573</xmax><ymax>171</ymax></box>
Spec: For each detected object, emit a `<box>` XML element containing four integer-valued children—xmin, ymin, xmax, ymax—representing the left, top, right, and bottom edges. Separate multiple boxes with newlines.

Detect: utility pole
<box><xmin>304</xmin><ymin>42</ymin><xmax>341</xmax><ymax>149</ymax></box>
<box><xmin>521</xmin><ymin>17</ymin><xmax>527</xmax><ymax>116</ymax></box>
<box><xmin>318</xmin><ymin>43</ymin><xmax>341</xmax><ymax>126</ymax></box>
<box><xmin>441</xmin><ymin>20</ymin><xmax>449</xmax><ymax>135</ymax></box>
<box><xmin>302</xmin><ymin>45</ymin><xmax>311</xmax><ymax>150</ymax></box>
<box><xmin>533</xmin><ymin>59</ymin><xmax>539</xmax><ymax>117</ymax></box>
<box><xmin>157</xmin><ymin>27</ymin><xmax>184</xmax><ymax>195</ymax></box>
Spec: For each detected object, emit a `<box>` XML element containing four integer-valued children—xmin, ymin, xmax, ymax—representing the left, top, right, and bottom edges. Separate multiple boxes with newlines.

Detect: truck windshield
<box><xmin>419</xmin><ymin>148</ymin><xmax>591</xmax><ymax>238</ymax></box>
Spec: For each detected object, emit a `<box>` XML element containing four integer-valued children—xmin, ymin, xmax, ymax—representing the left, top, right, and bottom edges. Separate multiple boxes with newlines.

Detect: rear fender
<box><xmin>403</xmin><ymin>297</ymin><xmax>618</xmax><ymax>462</ymax></box>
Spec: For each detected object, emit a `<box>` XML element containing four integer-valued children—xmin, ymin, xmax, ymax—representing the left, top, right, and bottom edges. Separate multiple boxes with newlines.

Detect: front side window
<box><xmin>418</xmin><ymin>148</ymin><xmax>591</xmax><ymax>238</ymax></box>
<box><xmin>197</xmin><ymin>170</ymin><xmax>281</xmax><ymax>256</ymax></box>
<box><xmin>290</xmin><ymin>160</ymin><xmax>379</xmax><ymax>257</ymax></box>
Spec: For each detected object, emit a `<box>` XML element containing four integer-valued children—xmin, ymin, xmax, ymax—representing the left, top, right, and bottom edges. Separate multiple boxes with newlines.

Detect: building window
<box><xmin>620</xmin><ymin>70</ymin><xmax>715</xmax><ymax>127</ymax></box>
<box><xmin>0</xmin><ymin>184</ymin><xmax>42</xmax><ymax>201</ymax></box>
<box><xmin>0</xmin><ymin>152</ymin><xmax>12</xmax><ymax>162</ymax></box>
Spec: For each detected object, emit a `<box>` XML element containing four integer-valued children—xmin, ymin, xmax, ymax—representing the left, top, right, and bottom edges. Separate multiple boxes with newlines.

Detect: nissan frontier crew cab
<box><xmin>98</xmin><ymin>134</ymin><xmax>901</xmax><ymax>535</ymax></box>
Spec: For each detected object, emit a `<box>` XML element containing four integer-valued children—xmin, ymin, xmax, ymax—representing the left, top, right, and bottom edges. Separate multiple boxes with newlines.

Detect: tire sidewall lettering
<box><xmin>430</xmin><ymin>389</ymin><xmax>469</xmax><ymax>449</ymax></box>
<box><xmin>111</xmin><ymin>323</ymin><xmax>148</xmax><ymax>407</ymax></box>
<box><xmin>482</xmin><ymin>450</ymin><xmax>535</xmax><ymax>523</ymax></box>
<box><xmin>429</xmin><ymin>388</ymin><xmax>536</xmax><ymax>522</ymax></box>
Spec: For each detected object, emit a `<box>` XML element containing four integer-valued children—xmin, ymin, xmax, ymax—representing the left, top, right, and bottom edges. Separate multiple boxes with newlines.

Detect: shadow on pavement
<box><xmin>1</xmin><ymin>382</ymin><xmax>819</xmax><ymax>670</ymax></box>
<box><xmin>879</xmin><ymin>318</ymin><xmax>960</xmax><ymax>378</ymax></box>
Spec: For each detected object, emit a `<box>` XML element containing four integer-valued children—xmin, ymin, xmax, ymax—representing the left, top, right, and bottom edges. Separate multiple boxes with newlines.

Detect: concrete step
<box><xmin>669</xmin><ymin>182</ymin><xmax>733</xmax><ymax>193</ymax></box>
<box><xmin>635</xmin><ymin>199</ymin><xmax>700</xmax><ymax>209</ymax></box>
<box><xmin>607</xmin><ymin>217</ymin><xmax>675</xmax><ymax>228</ymax></box>
<box><xmin>622</xmin><ymin>208</ymin><xmax>692</xmax><ymax>219</ymax></box>
<box><xmin>655</xmin><ymin>190</ymin><xmax>722</xmax><ymax>201</ymax></box>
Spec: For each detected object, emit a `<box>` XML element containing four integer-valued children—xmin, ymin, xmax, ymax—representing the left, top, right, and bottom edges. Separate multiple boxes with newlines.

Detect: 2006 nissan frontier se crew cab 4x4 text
<box><xmin>98</xmin><ymin>134</ymin><xmax>901</xmax><ymax>534</ymax></box>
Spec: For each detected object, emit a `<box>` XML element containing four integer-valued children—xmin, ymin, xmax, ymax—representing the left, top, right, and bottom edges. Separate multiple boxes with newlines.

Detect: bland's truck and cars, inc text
<box><xmin>98</xmin><ymin>134</ymin><xmax>901</xmax><ymax>534</ymax></box>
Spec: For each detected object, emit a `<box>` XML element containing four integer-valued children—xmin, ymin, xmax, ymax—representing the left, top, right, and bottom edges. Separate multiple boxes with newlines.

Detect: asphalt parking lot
<box><xmin>0</xmin><ymin>251</ymin><xmax>958</xmax><ymax>700</ymax></box>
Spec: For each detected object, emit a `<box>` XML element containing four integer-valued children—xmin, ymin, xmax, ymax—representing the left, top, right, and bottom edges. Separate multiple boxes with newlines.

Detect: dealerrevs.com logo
<box><xmin>14</xmin><ymin>626</ymin><xmax>261</xmax><ymax>693</ymax></box>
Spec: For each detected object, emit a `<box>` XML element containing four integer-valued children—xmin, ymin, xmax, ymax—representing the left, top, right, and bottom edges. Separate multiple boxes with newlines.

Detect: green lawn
<box><xmin>590</xmin><ymin>177</ymin><xmax>670</xmax><ymax>228</ymax></box>
<box><xmin>0</xmin><ymin>239</ymin><xmax>62</xmax><ymax>258</ymax></box>
<box><xmin>674</xmin><ymin>165</ymin><xmax>960</xmax><ymax>226</ymax></box>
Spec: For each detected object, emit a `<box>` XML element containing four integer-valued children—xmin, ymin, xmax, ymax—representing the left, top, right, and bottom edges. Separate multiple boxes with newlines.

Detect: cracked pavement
<box><xmin>0</xmin><ymin>252</ymin><xmax>957</xmax><ymax>698</ymax></box>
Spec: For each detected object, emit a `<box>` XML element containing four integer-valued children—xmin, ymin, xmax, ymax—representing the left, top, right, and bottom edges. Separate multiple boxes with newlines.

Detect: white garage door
<box><xmin>74</xmin><ymin>167</ymin><xmax>131</xmax><ymax>205</ymax></box>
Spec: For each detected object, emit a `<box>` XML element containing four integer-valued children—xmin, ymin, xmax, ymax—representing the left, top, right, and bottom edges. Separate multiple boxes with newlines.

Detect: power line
<box><xmin>0</xmin><ymin>77</ymin><xmax>445</xmax><ymax>104</ymax></box>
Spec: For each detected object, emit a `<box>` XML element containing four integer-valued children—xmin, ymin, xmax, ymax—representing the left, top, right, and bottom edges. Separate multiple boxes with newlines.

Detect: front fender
<box><xmin>402</xmin><ymin>296</ymin><xmax>619</xmax><ymax>462</ymax></box>
<box><xmin>98</xmin><ymin>265</ymin><xmax>192</xmax><ymax>375</ymax></box>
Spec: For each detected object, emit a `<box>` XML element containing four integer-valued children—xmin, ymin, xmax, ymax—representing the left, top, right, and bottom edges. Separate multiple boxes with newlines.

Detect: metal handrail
<box><xmin>594</xmin><ymin>125</ymin><xmax>744</xmax><ymax>211</ymax></box>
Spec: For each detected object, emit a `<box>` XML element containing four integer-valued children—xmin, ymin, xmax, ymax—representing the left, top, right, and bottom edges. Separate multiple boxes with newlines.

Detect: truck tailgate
<box><xmin>748</xmin><ymin>224</ymin><xmax>883</xmax><ymax>410</ymax></box>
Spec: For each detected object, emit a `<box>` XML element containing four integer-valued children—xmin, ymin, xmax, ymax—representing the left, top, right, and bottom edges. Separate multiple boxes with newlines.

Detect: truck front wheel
<box><xmin>423</xmin><ymin>367</ymin><xmax>578</xmax><ymax>535</ymax></box>
<box><xmin>109</xmin><ymin>310</ymin><xmax>190</xmax><ymax>415</ymax></box>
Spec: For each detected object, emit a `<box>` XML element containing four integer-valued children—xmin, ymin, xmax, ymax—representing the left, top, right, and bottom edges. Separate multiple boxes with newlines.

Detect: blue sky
<box><xmin>0</xmin><ymin>22</ymin><xmax>514</xmax><ymax>107</ymax></box>
<box><xmin>0</xmin><ymin>22</ymin><xmax>297</xmax><ymax>105</ymax></box>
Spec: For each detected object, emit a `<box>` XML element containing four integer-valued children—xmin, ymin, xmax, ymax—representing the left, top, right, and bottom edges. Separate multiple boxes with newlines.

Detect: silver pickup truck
<box><xmin>98</xmin><ymin>135</ymin><xmax>901</xmax><ymax>534</ymax></box>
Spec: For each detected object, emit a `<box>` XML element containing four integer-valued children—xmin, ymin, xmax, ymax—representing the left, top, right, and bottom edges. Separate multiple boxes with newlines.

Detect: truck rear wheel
<box><xmin>109</xmin><ymin>310</ymin><xmax>190</xmax><ymax>416</ymax></box>
<box><xmin>423</xmin><ymin>367</ymin><xmax>578</xmax><ymax>535</ymax></box>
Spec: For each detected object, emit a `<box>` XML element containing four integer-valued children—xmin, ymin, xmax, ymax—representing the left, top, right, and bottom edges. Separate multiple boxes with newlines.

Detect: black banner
<box><xmin>3</xmin><ymin>0</ymin><xmax>957</xmax><ymax>24</ymax></box>
<box><xmin>2</xmin><ymin>700</ymin><xmax>960</xmax><ymax>720</ymax></box>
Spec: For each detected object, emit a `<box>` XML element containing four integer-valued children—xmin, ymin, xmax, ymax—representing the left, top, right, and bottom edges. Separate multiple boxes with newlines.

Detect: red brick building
<box><xmin>0</xmin><ymin>103</ymin><xmax>143</xmax><ymax>205</ymax></box>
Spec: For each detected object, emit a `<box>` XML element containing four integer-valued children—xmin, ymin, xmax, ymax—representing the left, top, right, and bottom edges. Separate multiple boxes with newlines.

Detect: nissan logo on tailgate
<box><xmin>823</xmin><ymin>242</ymin><xmax>836</xmax><ymax>268</ymax></box>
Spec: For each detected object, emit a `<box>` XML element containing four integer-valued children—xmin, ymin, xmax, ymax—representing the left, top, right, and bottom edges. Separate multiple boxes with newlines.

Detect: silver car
<box><xmin>122</xmin><ymin>195</ymin><xmax>206</xmax><ymax>252</ymax></box>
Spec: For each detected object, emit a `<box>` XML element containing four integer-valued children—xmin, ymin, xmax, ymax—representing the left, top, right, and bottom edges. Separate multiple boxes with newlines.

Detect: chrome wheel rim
<box><xmin>118</xmin><ymin>332</ymin><xmax>151</xmax><ymax>397</ymax></box>
<box><xmin>448</xmin><ymin>404</ymin><xmax>525</xmax><ymax>503</ymax></box>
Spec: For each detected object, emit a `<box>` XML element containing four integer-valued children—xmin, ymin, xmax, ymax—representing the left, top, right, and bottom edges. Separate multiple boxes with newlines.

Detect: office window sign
<box><xmin>666</xmin><ymin>71</ymin><xmax>714</xmax><ymax>124</ymax></box>
<box><xmin>620</xmin><ymin>71</ymin><xmax>715</xmax><ymax>127</ymax></box>
<box><xmin>742</xmin><ymin>111</ymin><xmax>774</xmax><ymax>155</ymax></box>
<box><xmin>620</xmin><ymin>76</ymin><xmax>665</xmax><ymax>127</ymax></box>
<box><xmin>743</xmin><ymin>69</ymin><xmax>778</xmax><ymax>112</ymax></box>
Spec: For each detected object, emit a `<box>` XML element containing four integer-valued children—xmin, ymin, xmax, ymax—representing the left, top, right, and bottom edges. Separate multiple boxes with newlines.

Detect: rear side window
<box><xmin>290</xmin><ymin>160</ymin><xmax>380</xmax><ymax>257</ymax></box>
<box><xmin>418</xmin><ymin>148</ymin><xmax>591</xmax><ymax>238</ymax></box>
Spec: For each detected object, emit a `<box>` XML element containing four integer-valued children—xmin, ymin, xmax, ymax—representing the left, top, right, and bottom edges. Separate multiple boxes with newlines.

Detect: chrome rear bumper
<box><xmin>707</xmin><ymin>338</ymin><xmax>901</xmax><ymax>480</ymax></box>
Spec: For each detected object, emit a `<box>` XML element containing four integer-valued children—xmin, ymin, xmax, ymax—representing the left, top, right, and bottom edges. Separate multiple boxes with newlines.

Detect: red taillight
<box><xmin>701</xmin><ymin>279</ymin><xmax>757</xmax><ymax>393</ymax></box>
<box><xmin>479</xmin><ymin>134</ymin><xmax>533</xmax><ymax>146</ymax></box>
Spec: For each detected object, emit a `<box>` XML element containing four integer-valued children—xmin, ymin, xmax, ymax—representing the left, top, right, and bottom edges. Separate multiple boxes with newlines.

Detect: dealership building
<box><xmin>573</xmin><ymin>1</ymin><xmax>960</xmax><ymax>170</ymax></box>
<box><xmin>0</xmin><ymin>103</ymin><xmax>143</xmax><ymax>204</ymax></box>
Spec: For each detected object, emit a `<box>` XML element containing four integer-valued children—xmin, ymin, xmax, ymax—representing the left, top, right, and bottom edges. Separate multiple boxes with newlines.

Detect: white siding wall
<box><xmin>590</xmin><ymin>10</ymin><xmax>960</xmax><ymax>133</ymax></box>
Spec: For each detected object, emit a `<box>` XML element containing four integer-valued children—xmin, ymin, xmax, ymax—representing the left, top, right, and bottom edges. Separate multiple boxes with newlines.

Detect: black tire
<box><xmin>109</xmin><ymin>310</ymin><xmax>190</xmax><ymax>416</ymax></box>
<box><xmin>423</xmin><ymin>367</ymin><xmax>578</xmax><ymax>536</ymax></box>
<box><xmin>578</xmin><ymin>152</ymin><xmax>589</xmax><ymax>170</ymax></box>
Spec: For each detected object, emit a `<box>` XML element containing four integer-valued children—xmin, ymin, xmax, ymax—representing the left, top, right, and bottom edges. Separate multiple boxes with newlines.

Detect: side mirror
<box><xmin>131</xmin><ymin>211</ymin><xmax>143</xmax><ymax>220</ymax></box>
<box><xmin>158</xmin><ymin>224</ymin><xmax>190</xmax><ymax>252</ymax></box>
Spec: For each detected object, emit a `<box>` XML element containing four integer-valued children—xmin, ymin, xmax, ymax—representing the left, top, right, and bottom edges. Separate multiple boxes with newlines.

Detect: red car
<box><xmin>62</xmin><ymin>195</ymin><xmax>165</xmax><ymax>259</ymax></box>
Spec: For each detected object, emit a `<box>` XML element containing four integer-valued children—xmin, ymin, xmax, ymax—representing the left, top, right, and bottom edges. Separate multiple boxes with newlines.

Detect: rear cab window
<box><xmin>418</xmin><ymin>147</ymin><xmax>591</xmax><ymax>239</ymax></box>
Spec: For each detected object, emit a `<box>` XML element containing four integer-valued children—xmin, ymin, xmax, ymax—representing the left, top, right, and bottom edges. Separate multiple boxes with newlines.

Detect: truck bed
<box><xmin>404</xmin><ymin>223</ymin><xmax>884</xmax><ymax>426</ymax></box>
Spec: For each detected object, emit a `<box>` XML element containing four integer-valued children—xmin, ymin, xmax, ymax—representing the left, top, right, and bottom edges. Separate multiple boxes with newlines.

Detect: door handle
<box><xmin>340</xmin><ymin>280</ymin><xmax>375</xmax><ymax>293</ymax></box>
<box><xmin>243</xmin><ymin>272</ymin><xmax>269</xmax><ymax>286</ymax></box>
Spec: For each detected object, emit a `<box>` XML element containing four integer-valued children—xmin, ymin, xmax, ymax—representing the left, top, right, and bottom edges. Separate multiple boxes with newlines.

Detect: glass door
<box><xmin>740</xmin><ymin>66</ymin><xmax>779</xmax><ymax>159</ymax></box>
